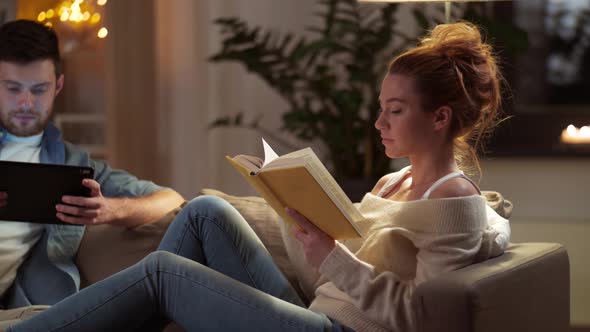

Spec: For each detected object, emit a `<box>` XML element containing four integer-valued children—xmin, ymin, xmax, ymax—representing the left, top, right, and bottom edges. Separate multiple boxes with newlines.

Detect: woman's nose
<box><xmin>375</xmin><ymin>111</ymin><xmax>386</xmax><ymax>130</ymax></box>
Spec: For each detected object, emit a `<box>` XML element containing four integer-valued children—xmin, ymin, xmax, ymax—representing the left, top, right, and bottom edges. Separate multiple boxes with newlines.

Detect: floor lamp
<box><xmin>357</xmin><ymin>0</ymin><xmax>510</xmax><ymax>23</ymax></box>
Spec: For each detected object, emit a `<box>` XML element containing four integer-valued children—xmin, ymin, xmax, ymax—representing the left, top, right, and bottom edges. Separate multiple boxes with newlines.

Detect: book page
<box><xmin>263</xmin><ymin>147</ymin><xmax>311</xmax><ymax>170</ymax></box>
<box><xmin>262</xmin><ymin>138</ymin><xmax>280</xmax><ymax>168</ymax></box>
<box><xmin>232</xmin><ymin>155</ymin><xmax>263</xmax><ymax>174</ymax></box>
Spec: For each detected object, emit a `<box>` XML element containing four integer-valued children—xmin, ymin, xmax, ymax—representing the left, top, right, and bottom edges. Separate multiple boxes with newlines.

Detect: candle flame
<box><xmin>562</xmin><ymin>124</ymin><xmax>590</xmax><ymax>144</ymax></box>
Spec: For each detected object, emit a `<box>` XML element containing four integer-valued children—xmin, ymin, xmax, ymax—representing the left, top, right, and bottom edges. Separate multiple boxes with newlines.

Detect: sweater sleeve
<box><xmin>318</xmin><ymin>230</ymin><xmax>483</xmax><ymax>330</ymax></box>
<box><xmin>475</xmin><ymin>205</ymin><xmax>511</xmax><ymax>261</ymax></box>
<box><xmin>487</xmin><ymin>204</ymin><xmax>511</xmax><ymax>255</ymax></box>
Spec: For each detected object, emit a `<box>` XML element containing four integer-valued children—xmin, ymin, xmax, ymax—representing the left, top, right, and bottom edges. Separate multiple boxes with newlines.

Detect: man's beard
<box><xmin>0</xmin><ymin>109</ymin><xmax>50</xmax><ymax>137</ymax></box>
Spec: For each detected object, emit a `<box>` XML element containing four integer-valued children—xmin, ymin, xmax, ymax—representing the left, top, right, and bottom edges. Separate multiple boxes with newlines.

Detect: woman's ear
<box><xmin>433</xmin><ymin>106</ymin><xmax>452</xmax><ymax>131</ymax></box>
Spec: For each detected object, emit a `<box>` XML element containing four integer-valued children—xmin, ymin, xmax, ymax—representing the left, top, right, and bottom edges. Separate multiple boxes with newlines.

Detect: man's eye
<box><xmin>390</xmin><ymin>109</ymin><xmax>401</xmax><ymax>114</ymax></box>
<box><xmin>31</xmin><ymin>89</ymin><xmax>47</xmax><ymax>95</ymax></box>
<box><xmin>7</xmin><ymin>87</ymin><xmax>20</xmax><ymax>93</ymax></box>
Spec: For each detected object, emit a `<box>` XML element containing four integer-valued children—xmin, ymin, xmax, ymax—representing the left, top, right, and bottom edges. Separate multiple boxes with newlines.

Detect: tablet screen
<box><xmin>0</xmin><ymin>161</ymin><xmax>94</xmax><ymax>225</ymax></box>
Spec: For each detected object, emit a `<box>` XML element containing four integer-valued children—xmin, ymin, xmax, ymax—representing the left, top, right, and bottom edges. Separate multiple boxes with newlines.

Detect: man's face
<box><xmin>0</xmin><ymin>60</ymin><xmax>63</xmax><ymax>137</ymax></box>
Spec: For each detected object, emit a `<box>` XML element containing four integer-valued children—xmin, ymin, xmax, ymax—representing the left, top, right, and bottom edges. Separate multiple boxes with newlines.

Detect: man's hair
<box><xmin>0</xmin><ymin>19</ymin><xmax>62</xmax><ymax>76</ymax></box>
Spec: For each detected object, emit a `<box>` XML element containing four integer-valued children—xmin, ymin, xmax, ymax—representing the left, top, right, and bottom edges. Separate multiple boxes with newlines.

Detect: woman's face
<box><xmin>375</xmin><ymin>74</ymin><xmax>438</xmax><ymax>159</ymax></box>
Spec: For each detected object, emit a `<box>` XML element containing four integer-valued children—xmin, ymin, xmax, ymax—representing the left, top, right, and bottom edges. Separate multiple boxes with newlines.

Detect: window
<box><xmin>486</xmin><ymin>0</ymin><xmax>590</xmax><ymax>156</ymax></box>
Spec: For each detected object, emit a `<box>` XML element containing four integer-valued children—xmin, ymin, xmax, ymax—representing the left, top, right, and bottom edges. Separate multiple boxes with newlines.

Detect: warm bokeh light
<box><xmin>97</xmin><ymin>27</ymin><xmax>108</xmax><ymax>38</ymax></box>
<box><xmin>567</xmin><ymin>124</ymin><xmax>577</xmax><ymax>137</ymax></box>
<box><xmin>90</xmin><ymin>13</ymin><xmax>101</xmax><ymax>24</ymax></box>
<box><xmin>36</xmin><ymin>0</ymin><xmax>109</xmax><ymax>47</ymax></box>
<box><xmin>561</xmin><ymin>124</ymin><xmax>590</xmax><ymax>144</ymax></box>
<box><xmin>70</xmin><ymin>12</ymin><xmax>83</xmax><ymax>22</ymax></box>
<box><xmin>44</xmin><ymin>0</ymin><xmax>105</xmax><ymax>24</ymax></box>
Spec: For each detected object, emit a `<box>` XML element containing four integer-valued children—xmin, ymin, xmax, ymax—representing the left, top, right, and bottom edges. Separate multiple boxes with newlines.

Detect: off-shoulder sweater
<box><xmin>280</xmin><ymin>167</ymin><xmax>511</xmax><ymax>332</ymax></box>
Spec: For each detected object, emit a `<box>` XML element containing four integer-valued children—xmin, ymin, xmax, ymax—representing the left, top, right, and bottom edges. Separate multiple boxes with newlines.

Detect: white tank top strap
<box><xmin>421</xmin><ymin>171</ymin><xmax>481</xmax><ymax>200</ymax></box>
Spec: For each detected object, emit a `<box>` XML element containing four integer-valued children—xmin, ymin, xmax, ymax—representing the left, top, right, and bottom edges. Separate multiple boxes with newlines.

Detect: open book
<box><xmin>226</xmin><ymin>139</ymin><xmax>363</xmax><ymax>239</ymax></box>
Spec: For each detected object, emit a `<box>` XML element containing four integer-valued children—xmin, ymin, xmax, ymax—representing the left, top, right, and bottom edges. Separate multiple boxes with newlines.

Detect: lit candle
<box><xmin>561</xmin><ymin>124</ymin><xmax>590</xmax><ymax>144</ymax></box>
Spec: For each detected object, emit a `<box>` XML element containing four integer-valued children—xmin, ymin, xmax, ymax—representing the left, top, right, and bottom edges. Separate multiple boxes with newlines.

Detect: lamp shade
<box><xmin>358</xmin><ymin>0</ymin><xmax>506</xmax><ymax>2</ymax></box>
<box><xmin>358</xmin><ymin>0</ymin><xmax>510</xmax><ymax>22</ymax></box>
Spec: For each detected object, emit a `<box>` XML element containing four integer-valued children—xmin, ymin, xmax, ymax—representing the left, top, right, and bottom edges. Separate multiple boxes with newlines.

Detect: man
<box><xmin>0</xmin><ymin>20</ymin><xmax>185</xmax><ymax>308</ymax></box>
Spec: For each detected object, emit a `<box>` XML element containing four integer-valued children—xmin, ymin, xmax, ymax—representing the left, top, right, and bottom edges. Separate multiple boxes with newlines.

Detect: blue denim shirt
<box><xmin>0</xmin><ymin>123</ymin><xmax>166</xmax><ymax>308</ymax></box>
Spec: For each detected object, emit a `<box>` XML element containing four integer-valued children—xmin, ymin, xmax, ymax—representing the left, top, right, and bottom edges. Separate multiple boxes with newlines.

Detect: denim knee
<box><xmin>184</xmin><ymin>195</ymin><xmax>235</xmax><ymax>222</ymax></box>
<box><xmin>143</xmin><ymin>251</ymin><xmax>178</xmax><ymax>272</ymax></box>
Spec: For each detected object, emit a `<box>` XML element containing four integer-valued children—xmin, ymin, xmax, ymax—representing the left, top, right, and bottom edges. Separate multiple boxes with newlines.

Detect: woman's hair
<box><xmin>388</xmin><ymin>21</ymin><xmax>504</xmax><ymax>179</ymax></box>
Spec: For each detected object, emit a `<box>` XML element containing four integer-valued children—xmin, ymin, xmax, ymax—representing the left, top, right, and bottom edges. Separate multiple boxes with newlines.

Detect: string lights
<box><xmin>36</xmin><ymin>0</ymin><xmax>108</xmax><ymax>40</ymax></box>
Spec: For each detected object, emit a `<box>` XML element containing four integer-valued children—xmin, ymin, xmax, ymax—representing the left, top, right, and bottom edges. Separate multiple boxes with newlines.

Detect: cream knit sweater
<box><xmin>280</xmin><ymin>170</ymin><xmax>510</xmax><ymax>332</ymax></box>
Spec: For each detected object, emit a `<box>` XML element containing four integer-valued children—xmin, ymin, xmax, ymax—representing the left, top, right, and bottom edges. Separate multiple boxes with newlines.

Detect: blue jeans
<box><xmin>9</xmin><ymin>196</ymin><xmax>353</xmax><ymax>332</ymax></box>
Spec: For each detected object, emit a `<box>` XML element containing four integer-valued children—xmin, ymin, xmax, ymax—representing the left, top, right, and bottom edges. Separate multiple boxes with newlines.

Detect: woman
<box><xmin>6</xmin><ymin>22</ymin><xmax>510</xmax><ymax>332</ymax></box>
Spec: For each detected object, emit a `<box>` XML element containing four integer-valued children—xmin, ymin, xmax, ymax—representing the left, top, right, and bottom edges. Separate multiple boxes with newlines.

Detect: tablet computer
<box><xmin>0</xmin><ymin>161</ymin><xmax>94</xmax><ymax>225</ymax></box>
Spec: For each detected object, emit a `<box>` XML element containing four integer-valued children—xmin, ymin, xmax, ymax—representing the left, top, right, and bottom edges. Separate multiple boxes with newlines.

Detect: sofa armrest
<box><xmin>412</xmin><ymin>242</ymin><xmax>569</xmax><ymax>332</ymax></box>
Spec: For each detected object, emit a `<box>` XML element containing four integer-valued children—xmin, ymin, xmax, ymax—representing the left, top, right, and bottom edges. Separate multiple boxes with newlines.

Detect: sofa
<box><xmin>0</xmin><ymin>189</ymin><xmax>570</xmax><ymax>332</ymax></box>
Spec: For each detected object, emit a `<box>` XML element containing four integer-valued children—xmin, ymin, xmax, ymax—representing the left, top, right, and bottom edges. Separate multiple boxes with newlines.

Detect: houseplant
<box><xmin>209</xmin><ymin>0</ymin><xmax>527</xmax><ymax>195</ymax></box>
<box><xmin>209</xmin><ymin>0</ymin><xmax>413</xmax><ymax>183</ymax></box>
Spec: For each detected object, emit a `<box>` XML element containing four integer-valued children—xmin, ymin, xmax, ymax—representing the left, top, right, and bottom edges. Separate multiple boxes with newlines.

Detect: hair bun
<box><xmin>422</xmin><ymin>22</ymin><xmax>493</xmax><ymax>63</ymax></box>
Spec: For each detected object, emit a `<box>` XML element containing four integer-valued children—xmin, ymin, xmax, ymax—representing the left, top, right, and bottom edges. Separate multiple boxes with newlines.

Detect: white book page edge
<box><xmin>262</xmin><ymin>138</ymin><xmax>280</xmax><ymax>168</ymax></box>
